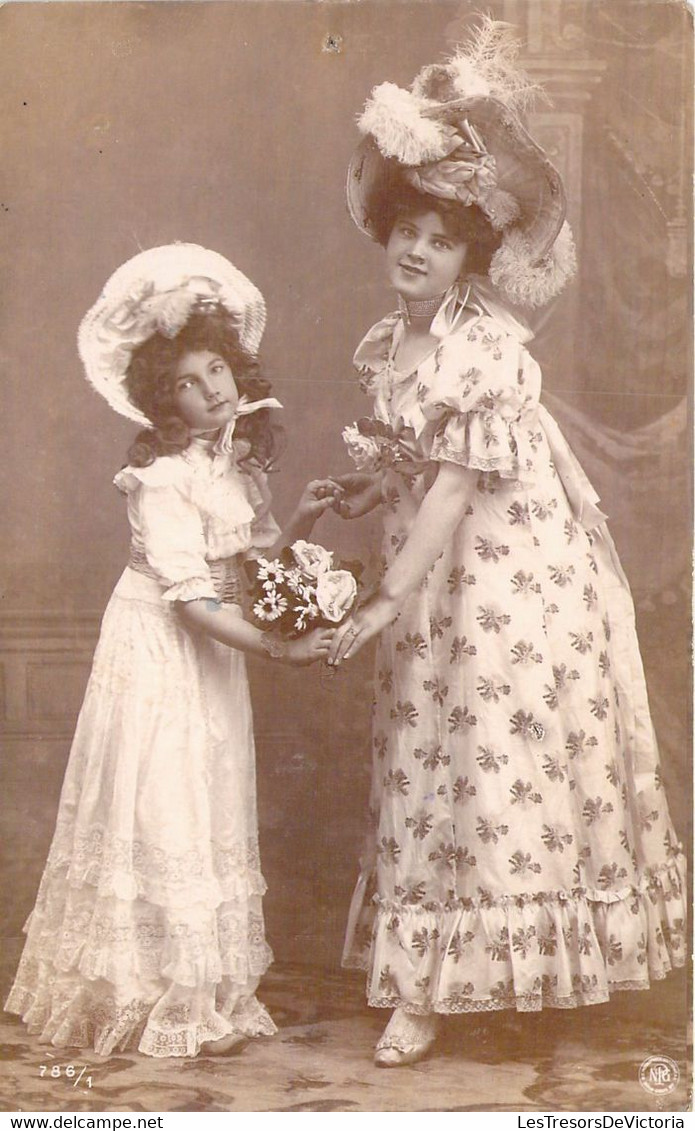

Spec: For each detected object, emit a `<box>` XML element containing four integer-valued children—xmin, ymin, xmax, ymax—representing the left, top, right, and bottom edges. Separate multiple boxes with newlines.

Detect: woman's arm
<box><xmin>177</xmin><ymin>600</ymin><xmax>334</xmax><ymax>665</ymax></box>
<box><xmin>328</xmin><ymin>461</ymin><xmax>477</xmax><ymax>665</ymax></box>
<box><xmin>381</xmin><ymin>461</ymin><xmax>477</xmax><ymax>603</ymax></box>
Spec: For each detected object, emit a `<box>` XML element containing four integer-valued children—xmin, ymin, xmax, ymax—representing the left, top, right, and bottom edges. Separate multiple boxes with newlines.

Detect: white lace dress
<box><xmin>6</xmin><ymin>438</ymin><xmax>279</xmax><ymax>1056</ymax></box>
<box><xmin>342</xmin><ymin>297</ymin><xmax>687</xmax><ymax>1014</ymax></box>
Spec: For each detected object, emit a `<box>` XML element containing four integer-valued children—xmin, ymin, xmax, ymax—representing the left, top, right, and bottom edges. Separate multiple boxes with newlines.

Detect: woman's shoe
<box><xmin>199</xmin><ymin>1031</ymin><xmax>248</xmax><ymax>1057</ymax></box>
<box><xmin>374</xmin><ymin>1007</ymin><xmax>438</xmax><ymax>1068</ymax></box>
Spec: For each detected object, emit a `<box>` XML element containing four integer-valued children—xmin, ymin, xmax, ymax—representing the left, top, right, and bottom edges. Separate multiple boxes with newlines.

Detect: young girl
<box><xmin>329</xmin><ymin>22</ymin><xmax>686</xmax><ymax>1067</ymax></box>
<box><xmin>5</xmin><ymin>243</ymin><xmax>340</xmax><ymax>1058</ymax></box>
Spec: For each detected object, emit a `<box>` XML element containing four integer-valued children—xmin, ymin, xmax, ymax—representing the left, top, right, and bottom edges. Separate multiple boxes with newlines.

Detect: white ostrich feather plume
<box><xmin>358</xmin><ymin>82</ymin><xmax>452</xmax><ymax>165</ymax></box>
<box><xmin>485</xmin><ymin>188</ymin><xmax>521</xmax><ymax>230</ymax></box>
<box><xmin>448</xmin><ymin>17</ymin><xmax>541</xmax><ymax>112</ymax></box>
<box><xmin>489</xmin><ymin>222</ymin><xmax>577</xmax><ymax>308</ymax></box>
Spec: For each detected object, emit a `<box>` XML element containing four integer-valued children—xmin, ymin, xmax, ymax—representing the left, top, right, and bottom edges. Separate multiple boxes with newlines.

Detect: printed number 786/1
<box><xmin>39</xmin><ymin>1065</ymin><xmax>93</xmax><ymax>1087</ymax></box>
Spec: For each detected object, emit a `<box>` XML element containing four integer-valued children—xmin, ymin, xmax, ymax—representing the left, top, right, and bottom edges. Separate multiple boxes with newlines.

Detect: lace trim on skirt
<box><xmin>342</xmin><ymin>854</ymin><xmax>686</xmax><ymax>1014</ymax></box>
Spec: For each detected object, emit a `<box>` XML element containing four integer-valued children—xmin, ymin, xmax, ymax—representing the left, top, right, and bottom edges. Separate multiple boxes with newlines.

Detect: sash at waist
<box><xmin>538</xmin><ymin>404</ymin><xmax>629</xmax><ymax>590</ymax></box>
<box><xmin>538</xmin><ymin>404</ymin><xmax>607</xmax><ymax>530</ymax></box>
<box><xmin>128</xmin><ymin>545</ymin><xmax>245</xmax><ymax>605</ymax></box>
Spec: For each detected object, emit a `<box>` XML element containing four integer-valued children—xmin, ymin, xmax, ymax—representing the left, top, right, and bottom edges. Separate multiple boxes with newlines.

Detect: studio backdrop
<box><xmin>1</xmin><ymin>0</ymin><xmax>691</xmax><ymax>981</ymax></box>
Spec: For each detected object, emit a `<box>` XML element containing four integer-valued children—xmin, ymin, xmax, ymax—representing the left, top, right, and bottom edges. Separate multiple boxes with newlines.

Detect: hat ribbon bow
<box><xmin>213</xmin><ymin>395</ymin><xmax>283</xmax><ymax>457</ymax></box>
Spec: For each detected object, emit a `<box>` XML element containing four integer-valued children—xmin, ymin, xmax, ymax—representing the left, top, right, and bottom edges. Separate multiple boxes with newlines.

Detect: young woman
<box><xmin>329</xmin><ymin>22</ymin><xmax>686</xmax><ymax>1067</ymax></box>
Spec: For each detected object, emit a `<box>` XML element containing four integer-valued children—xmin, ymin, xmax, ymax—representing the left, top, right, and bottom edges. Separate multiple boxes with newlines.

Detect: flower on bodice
<box><xmin>342</xmin><ymin>417</ymin><xmax>402</xmax><ymax>473</ymax></box>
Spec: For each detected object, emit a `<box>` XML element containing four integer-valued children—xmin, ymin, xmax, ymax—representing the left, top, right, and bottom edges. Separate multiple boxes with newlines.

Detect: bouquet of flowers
<box><xmin>245</xmin><ymin>540</ymin><xmax>362</xmax><ymax>637</ymax></box>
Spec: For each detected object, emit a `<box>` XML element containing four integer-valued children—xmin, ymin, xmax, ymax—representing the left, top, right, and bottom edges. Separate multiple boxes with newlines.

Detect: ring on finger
<box><xmin>344</xmin><ymin>634</ymin><xmax>359</xmax><ymax>658</ymax></box>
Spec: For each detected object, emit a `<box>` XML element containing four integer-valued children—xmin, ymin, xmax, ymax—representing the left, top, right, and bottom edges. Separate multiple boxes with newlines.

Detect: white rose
<box><xmin>342</xmin><ymin>424</ymin><xmax>382</xmax><ymax>472</ymax></box>
<box><xmin>292</xmin><ymin>540</ymin><xmax>333</xmax><ymax>577</ymax></box>
<box><xmin>315</xmin><ymin>569</ymin><xmax>358</xmax><ymax>623</ymax></box>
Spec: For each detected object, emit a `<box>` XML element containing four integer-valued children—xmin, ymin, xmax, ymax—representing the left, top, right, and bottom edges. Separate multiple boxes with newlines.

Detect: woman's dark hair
<box><xmin>123</xmin><ymin>307</ymin><xmax>281</xmax><ymax>469</ymax></box>
<box><xmin>367</xmin><ymin>165</ymin><xmax>502</xmax><ymax>276</ymax></box>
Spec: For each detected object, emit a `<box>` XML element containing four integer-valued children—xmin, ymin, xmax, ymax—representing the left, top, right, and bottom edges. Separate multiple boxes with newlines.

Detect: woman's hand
<box><xmin>327</xmin><ymin>595</ymin><xmax>399</xmax><ymax>667</ymax></box>
<box><xmin>283</xmin><ymin>626</ymin><xmax>336</xmax><ymax>666</ymax></box>
<box><xmin>296</xmin><ymin>478</ymin><xmax>344</xmax><ymax>522</ymax></box>
<box><xmin>330</xmin><ymin>473</ymin><xmax>382</xmax><ymax>519</ymax></box>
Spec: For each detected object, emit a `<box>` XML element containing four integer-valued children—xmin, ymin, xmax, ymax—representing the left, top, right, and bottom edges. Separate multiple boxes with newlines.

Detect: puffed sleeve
<box><xmin>240</xmin><ymin>465</ymin><xmax>282</xmax><ymax>556</ymax></box>
<box><xmin>114</xmin><ymin>461</ymin><xmax>217</xmax><ymax>603</ymax></box>
<box><xmin>419</xmin><ymin>316</ymin><xmax>541</xmax><ymax>483</ymax></box>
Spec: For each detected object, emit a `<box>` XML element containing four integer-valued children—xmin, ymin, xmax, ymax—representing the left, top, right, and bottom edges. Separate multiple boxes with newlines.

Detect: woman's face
<box><xmin>385</xmin><ymin>209</ymin><xmax>468</xmax><ymax>302</ymax></box>
<box><xmin>172</xmin><ymin>350</ymin><xmax>239</xmax><ymax>435</ymax></box>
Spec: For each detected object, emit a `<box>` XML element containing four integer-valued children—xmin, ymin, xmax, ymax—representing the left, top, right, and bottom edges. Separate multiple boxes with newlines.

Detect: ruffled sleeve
<box><xmin>419</xmin><ymin>315</ymin><xmax>541</xmax><ymax>483</ymax></box>
<box><xmin>114</xmin><ymin>460</ymin><xmax>217</xmax><ymax>603</ymax></box>
<box><xmin>241</xmin><ymin>465</ymin><xmax>282</xmax><ymax>556</ymax></box>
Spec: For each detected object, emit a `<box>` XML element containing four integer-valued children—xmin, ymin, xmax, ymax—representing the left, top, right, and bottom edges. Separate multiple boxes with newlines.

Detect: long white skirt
<box><xmin>6</xmin><ymin>568</ymin><xmax>275</xmax><ymax>1057</ymax></box>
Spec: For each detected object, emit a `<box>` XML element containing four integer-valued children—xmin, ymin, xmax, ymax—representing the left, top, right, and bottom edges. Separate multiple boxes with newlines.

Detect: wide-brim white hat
<box><xmin>78</xmin><ymin>242</ymin><xmax>267</xmax><ymax>425</ymax></box>
<box><xmin>346</xmin><ymin>18</ymin><xmax>577</xmax><ymax>308</ymax></box>
<box><xmin>348</xmin><ymin>96</ymin><xmax>566</xmax><ymax>264</ymax></box>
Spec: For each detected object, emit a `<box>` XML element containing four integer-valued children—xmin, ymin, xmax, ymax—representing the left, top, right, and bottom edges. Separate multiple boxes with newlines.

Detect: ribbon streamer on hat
<box><xmin>405</xmin><ymin>119</ymin><xmax>497</xmax><ymax>208</ymax></box>
<box><xmin>214</xmin><ymin>395</ymin><xmax>283</xmax><ymax>456</ymax></box>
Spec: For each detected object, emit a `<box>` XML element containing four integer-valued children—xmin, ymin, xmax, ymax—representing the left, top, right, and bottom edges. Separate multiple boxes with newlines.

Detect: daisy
<box><xmin>253</xmin><ymin>592</ymin><xmax>288</xmax><ymax>622</ymax></box>
<box><xmin>256</xmin><ymin>559</ymin><xmax>286</xmax><ymax>586</ymax></box>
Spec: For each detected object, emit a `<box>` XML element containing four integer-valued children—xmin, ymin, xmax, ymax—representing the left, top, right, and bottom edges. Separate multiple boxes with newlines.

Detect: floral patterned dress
<box><xmin>342</xmin><ymin>293</ymin><xmax>686</xmax><ymax>1014</ymax></box>
<box><xmin>6</xmin><ymin>438</ymin><xmax>279</xmax><ymax>1055</ymax></box>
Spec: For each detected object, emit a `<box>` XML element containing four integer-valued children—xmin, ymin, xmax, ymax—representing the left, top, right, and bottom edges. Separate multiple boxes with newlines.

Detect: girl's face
<box><xmin>385</xmin><ymin>209</ymin><xmax>468</xmax><ymax>302</ymax></box>
<box><xmin>172</xmin><ymin>350</ymin><xmax>239</xmax><ymax>435</ymax></box>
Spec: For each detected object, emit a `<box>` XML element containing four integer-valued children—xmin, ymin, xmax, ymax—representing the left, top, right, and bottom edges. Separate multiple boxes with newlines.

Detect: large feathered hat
<box><xmin>78</xmin><ymin>243</ymin><xmax>266</xmax><ymax>425</ymax></box>
<box><xmin>347</xmin><ymin>18</ymin><xmax>576</xmax><ymax>308</ymax></box>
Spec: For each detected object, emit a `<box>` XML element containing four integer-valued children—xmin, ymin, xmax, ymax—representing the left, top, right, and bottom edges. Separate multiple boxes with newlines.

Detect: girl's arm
<box><xmin>328</xmin><ymin>461</ymin><xmax>478</xmax><ymax>665</ymax></box>
<box><xmin>177</xmin><ymin>600</ymin><xmax>334</xmax><ymax>665</ymax></box>
<box><xmin>267</xmin><ymin>478</ymin><xmax>342</xmax><ymax>555</ymax></box>
<box><xmin>178</xmin><ymin>480</ymin><xmax>344</xmax><ymax>664</ymax></box>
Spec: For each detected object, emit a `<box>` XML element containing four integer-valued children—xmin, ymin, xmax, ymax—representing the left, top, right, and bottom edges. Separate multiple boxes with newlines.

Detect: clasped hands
<box><xmin>328</xmin><ymin>472</ymin><xmax>382</xmax><ymax>520</ymax></box>
<box><xmin>298</xmin><ymin>472</ymin><xmax>380</xmax><ymax>525</ymax></box>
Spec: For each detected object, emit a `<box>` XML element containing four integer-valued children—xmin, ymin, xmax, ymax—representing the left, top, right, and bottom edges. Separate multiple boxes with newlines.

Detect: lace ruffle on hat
<box><xmin>347</xmin><ymin>18</ymin><xmax>577</xmax><ymax>308</ymax></box>
<box><xmin>78</xmin><ymin>243</ymin><xmax>267</xmax><ymax>424</ymax></box>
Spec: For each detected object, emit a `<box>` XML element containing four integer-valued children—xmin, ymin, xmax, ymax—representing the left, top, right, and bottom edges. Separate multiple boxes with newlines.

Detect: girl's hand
<box><xmin>284</xmin><ymin>626</ymin><xmax>336</xmax><ymax>666</ymax></box>
<box><xmin>296</xmin><ymin>479</ymin><xmax>344</xmax><ymax>522</ymax></box>
<box><xmin>330</xmin><ymin>473</ymin><xmax>382</xmax><ymax>519</ymax></box>
<box><xmin>327</xmin><ymin>595</ymin><xmax>399</xmax><ymax>666</ymax></box>
<box><xmin>274</xmin><ymin>479</ymin><xmax>344</xmax><ymax>552</ymax></box>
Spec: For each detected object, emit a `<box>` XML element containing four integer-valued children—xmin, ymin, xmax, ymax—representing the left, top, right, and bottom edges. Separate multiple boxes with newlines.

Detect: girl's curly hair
<box><xmin>123</xmin><ymin>307</ymin><xmax>281</xmax><ymax>469</ymax></box>
<box><xmin>367</xmin><ymin>165</ymin><xmax>502</xmax><ymax>276</ymax></box>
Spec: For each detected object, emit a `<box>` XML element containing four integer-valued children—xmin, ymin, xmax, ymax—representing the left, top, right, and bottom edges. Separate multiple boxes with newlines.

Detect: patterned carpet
<box><xmin>1</xmin><ymin>965</ymin><xmax>690</xmax><ymax>1113</ymax></box>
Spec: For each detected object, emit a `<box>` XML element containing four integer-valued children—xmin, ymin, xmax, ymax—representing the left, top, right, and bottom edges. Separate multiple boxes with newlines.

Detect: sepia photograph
<box><xmin>1</xmin><ymin>0</ymin><xmax>692</xmax><ymax>1116</ymax></box>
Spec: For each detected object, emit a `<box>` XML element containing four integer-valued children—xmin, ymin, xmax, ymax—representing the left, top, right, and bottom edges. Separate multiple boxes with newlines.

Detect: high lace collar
<box><xmin>183</xmin><ymin>434</ymin><xmax>252</xmax><ymax>477</ymax></box>
<box><xmin>188</xmin><ymin>435</ymin><xmax>217</xmax><ymax>451</ymax></box>
<box><xmin>182</xmin><ymin>434</ymin><xmax>224</xmax><ymax>471</ymax></box>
